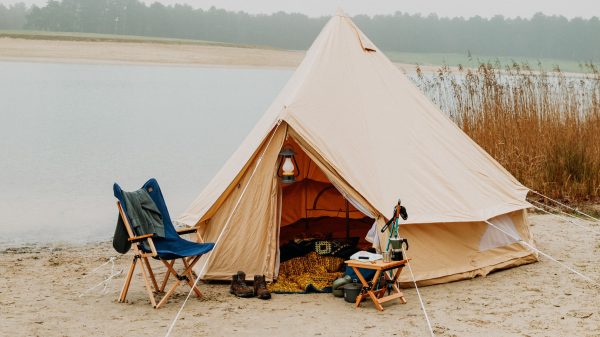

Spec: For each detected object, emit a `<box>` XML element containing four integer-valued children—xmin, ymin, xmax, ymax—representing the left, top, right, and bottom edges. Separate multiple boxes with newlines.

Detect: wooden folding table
<box><xmin>345</xmin><ymin>259</ymin><xmax>410</xmax><ymax>311</ymax></box>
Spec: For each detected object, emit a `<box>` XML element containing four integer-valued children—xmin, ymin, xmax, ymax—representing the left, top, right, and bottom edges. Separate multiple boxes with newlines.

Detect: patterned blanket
<box><xmin>268</xmin><ymin>252</ymin><xmax>345</xmax><ymax>293</ymax></box>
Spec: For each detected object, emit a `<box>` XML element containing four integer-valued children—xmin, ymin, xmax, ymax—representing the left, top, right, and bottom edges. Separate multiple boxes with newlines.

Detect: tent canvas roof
<box><xmin>177</xmin><ymin>12</ymin><xmax>530</xmax><ymax>227</ymax></box>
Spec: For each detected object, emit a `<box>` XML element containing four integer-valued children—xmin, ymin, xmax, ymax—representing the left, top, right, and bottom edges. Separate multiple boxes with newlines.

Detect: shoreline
<box><xmin>0</xmin><ymin>37</ymin><xmax>430</xmax><ymax>73</ymax></box>
<box><xmin>0</xmin><ymin>36</ymin><xmax>587</xmax><ymax>78</ymax></box>
<box><xmin>0</xmin><ymin>56</ymin><xmax>299</xmax><ymax>70</ymax></box>
<box><xmin>1</xmin><ymin>37</ymin><xmax>588</xmax><ymax>77</ymax></box>
<box><xmin>0</xmin><ymin>37</ymin><xmax>304</xmax><ymax>68</ymax></box>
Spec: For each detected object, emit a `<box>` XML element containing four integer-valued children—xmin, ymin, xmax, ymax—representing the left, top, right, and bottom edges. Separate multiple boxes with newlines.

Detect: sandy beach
<box><xmin>0</xmin><ymin>37</ymin><xmax>304</xmax><ymax>68</ymax></box>
<box><xmin>1</xmin><ymin>213</ymin><xmax>598</xmax><ymax>337</ymax></box>
<box><xmin>0</xmin><ymin>37</ymin><xmax>431</xmax><ymax>73</ymax></box>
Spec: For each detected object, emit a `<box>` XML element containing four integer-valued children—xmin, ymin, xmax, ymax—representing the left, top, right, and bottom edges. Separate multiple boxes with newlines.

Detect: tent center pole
<box><xmin>345</xmin><ymin>200</ymin><xmax>350</xmax><ymax>240</ymax></box>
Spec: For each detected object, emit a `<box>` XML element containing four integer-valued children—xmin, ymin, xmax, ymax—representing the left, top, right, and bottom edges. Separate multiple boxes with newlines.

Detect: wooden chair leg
<box><xmin>185</xmin><ymin>278</ymin><xmax>202</xmax><ymax>298</ymax></box>
<box><xmin>119</xmin><ymin>256</ymin><xmax>138</xmax><ymax>303</ymax></box>
<box><xmin>133</xmin><ymin>255</ymin><xmax>207</xmax><ymax>309</ymax></box>
<box><xmin>138</xmin><ymin>256</ymin><xmax>157</xmax><ymax>308</ymax></box>
<box><xmin>158</xmin><ymin>257</ymin><xmax>204</xmax><ymax>303</ymax></box>
<box><xmin>156</xmin><ymin>280</ymin><xmax>181</xmax><ymax>309</ymax></box>
<box><xmin>160</xmin><ymin>260</ymin><xmax>175</xmax><ymax>292</ymax></box>
<box><xmin>182</xmin><ymin>258</ymin><xmax>202</xmax><ymax>298</ymax></box>
<box><xmin>143</xmin><ymin>256</ymin><xmax>159</xmax><ymax>292</ymax></box>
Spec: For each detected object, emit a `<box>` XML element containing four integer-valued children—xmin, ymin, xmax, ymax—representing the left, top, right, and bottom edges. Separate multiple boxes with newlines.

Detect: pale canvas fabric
<box><xmin>177</xmin><ymin>13</ymin><xmax>537</xmax><ymax>283</ymax></box>
<box><xmin>479</xmin><ymin>214</ymin><xmax>522</xmax><ymax>251</ymax></box>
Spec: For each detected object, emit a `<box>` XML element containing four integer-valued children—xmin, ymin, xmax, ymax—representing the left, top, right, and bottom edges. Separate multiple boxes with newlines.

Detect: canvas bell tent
<box><xmin>176</xmin><ymin>12</ymin><xmax>537</xmax><ymax>285</ymax></box>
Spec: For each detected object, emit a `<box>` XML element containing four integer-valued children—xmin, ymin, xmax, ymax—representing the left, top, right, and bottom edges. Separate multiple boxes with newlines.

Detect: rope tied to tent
<box><xmin>528</xmin><ymin>200</ymin><xmax>600</xmax><ymax>235</ymax></box>
<box><xmin>529</xmin><ymin>190</ymin><xmax>600</xmax><ymax>223</ymax></box>
<box><xmin>484</xmin><ymin>220</ymin><xmax>599</xmax><ymax>287</ymax></box>
<box><xmin>165</xmin><ymin>121</ymin><xmax>283</xmax><ymax>337</ymax></box>
<box><xmin>78</xmin><ymin>256</ymin><xmax>123</xmax><ymax>297</ymax></box>
<box><xmin>402</xmin><ymin>246</ymin><xmax>436</xmax><ymax>337</ymax></box>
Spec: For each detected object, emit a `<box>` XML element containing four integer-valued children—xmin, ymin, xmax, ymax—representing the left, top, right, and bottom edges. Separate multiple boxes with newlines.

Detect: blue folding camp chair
<box><xmin>113</xmin><ymin>178</ymin><xmax>214</xmax><ymax>308</ymax></box>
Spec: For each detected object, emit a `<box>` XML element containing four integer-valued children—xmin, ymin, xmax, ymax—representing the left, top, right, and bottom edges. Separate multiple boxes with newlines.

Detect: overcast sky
<box><xmin>3</xmin><ymin>0</ymin><xmax>599</xmax><ymax>19</ymax></box>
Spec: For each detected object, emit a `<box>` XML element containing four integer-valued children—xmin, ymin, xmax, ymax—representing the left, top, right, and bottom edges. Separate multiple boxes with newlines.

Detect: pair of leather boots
<box><xmin>230</xmin><ymin>271</ymin><xmax>271</xmax><ymax>300</ymax></box>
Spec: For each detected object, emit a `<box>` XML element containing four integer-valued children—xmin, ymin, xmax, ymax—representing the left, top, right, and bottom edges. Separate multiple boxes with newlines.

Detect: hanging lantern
<box><xmin>277</xmin><ymin>147</ymin><xmax>299</xmax><ymax>184</ymax></box>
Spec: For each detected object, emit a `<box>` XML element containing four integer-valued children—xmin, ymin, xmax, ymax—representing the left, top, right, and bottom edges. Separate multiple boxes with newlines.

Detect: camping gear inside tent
<box><xmin>175</xmin><ymin>11</ymin><xmax>538</xmax><ymax>286</ymax></box>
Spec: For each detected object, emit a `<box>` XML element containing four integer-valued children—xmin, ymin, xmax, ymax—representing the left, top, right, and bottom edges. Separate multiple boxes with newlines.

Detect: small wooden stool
<box><xmin>345</xmin><ymin>259</ymin><xmax>410</xmax><ymax>311</ymax></box>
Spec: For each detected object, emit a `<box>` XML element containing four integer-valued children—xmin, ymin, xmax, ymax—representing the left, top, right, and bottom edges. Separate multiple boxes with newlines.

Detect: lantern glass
<box><xmin>278</xmin><ymin>147</ymin><xmax>299</xmax><ymax>184</ymax></box>
<box><xmin>282</xmin><ymin>157</ymin><xmax>295</xmax><ymax>175</ymax></box>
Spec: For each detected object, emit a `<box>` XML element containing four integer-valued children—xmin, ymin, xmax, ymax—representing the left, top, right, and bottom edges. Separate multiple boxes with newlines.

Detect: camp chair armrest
<box><xmin>128</xmin><ymin>233</ymin><xmax>154</xmax><ymax>242</ymax></box>
<box><xmin>176</xmin><ymin>227</ymin><xmax>205</xmax><ymax>242</ymax></box>
<box><xmin>176</xmin><ymin>227</ymin><xmax>200</xmax><ymax>235</ymax></box>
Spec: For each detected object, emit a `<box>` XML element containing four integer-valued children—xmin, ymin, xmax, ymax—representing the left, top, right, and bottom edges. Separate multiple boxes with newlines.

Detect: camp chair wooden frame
<box><xmin>116</xmin><ymin>201</ymin><xmax>206</xmax><ymax>309</ymax></box>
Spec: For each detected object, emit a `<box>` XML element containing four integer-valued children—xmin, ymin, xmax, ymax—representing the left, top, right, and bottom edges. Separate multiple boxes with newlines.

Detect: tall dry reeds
<box><xmin>412</xmin><ymin>62</ymin><xmax>600</xmax><ymax>202</ymax></box>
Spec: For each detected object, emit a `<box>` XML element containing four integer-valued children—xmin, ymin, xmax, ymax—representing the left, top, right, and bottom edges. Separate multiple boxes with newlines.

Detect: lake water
<box><xmin>0</xmin><ymin>61</ymin><xmax>292</xmax><ymax>247</ymax></box>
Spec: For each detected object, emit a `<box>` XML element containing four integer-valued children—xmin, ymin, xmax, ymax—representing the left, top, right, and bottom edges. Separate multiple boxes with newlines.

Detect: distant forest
<box><xmin>1</xmin><ymin>0</ymin><xmax>599</xmax><ymax>61</ymax></box>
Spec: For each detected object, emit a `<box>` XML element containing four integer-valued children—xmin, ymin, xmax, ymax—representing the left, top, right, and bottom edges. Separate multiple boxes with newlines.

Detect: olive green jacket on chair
<box><xmin>121</xmin><ymin>188</ymin><xmax>165</xmax><ymax>238</ymax></box>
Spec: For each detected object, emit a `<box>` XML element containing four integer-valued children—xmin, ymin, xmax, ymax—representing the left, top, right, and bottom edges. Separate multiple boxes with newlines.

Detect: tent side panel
<box><xmin>394</xmin><ymin>210</ymin><xmax>537</xmax><ymax>284</ymax></box>
<box><xmin>197</xmin><ymin>126</ymin><xmax>286</xmax><ymax>281</ymax></box>
<box><xmin>400</xmin><ymin>253</ymin><xmax>538</xmax><ymax>287</ymax></box>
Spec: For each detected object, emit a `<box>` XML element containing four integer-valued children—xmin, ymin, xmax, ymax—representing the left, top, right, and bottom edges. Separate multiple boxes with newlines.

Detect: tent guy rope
<box><xmin>484</xmin><ymin>220</ymin><xmax>599</xmax><ymax>287</ymax></box>
<box><xmin>164</xmin><ymin>121</ymin><xmax>282</xmax><ymax>337</ymax></box>
<box><xmin>78</xmin><ymin>256</ymin><xmax>123</xmax><ymax>297</ymax></box>
<box><xmin>529</xmin><ymin>190</ymin><xmax>600</xmax><ymax>223</ymax></box>
<box><xmin>402</xmin><ymin>246</ymin><xmax>436</xmax><ymax>337</ymax></box>
<box><xmin>528</xmin><ymin>200</ymin><xmax>600</xmax><ymax>235</ymax></box>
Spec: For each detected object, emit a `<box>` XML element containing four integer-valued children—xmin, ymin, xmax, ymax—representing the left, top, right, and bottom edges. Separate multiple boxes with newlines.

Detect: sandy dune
<box><xmin>1</xmin><ymin>213</ymin><xmax>599</xmax><ymax>337</ymax></box>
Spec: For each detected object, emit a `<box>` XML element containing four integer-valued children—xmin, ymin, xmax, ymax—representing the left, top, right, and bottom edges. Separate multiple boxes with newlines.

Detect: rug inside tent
<box><xmin>268</xmin><ymin>252</ymin><xmax>345</xmax><ymax>294</ymax></box>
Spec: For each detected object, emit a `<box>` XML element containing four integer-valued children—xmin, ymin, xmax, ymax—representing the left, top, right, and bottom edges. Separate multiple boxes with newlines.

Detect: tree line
<box><xmin>1</xmin><ymin>0</ymin><xmax>599</xmax><ymax>61</ymax></box>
